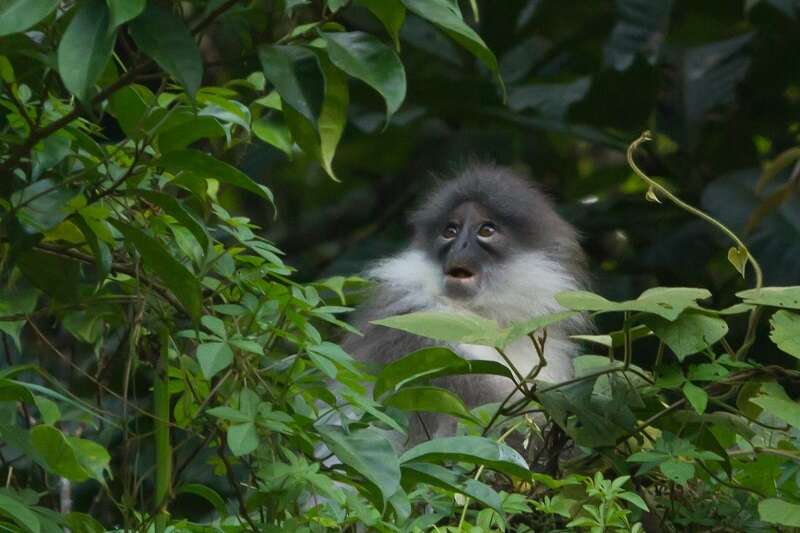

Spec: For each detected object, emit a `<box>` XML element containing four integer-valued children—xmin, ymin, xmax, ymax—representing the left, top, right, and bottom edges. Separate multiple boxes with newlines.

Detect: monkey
<box><xmin>342</xmin><ymin>162</ymin><xmax>591</xmax><ymax>450</ymax></box>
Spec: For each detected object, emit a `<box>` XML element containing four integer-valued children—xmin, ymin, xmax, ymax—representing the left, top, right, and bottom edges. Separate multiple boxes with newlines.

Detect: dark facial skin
<box><xmin>435</xmin><ymin>202</ymin><xmax>511</xmax><ymax>299</ymax></box>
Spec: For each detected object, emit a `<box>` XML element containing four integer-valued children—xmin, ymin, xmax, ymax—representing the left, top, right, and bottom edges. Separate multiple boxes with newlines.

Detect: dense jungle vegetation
<box><xmin>1</xmin><ymin>0</ymin><xmax>800</xmax><ymax>531</ymax></box>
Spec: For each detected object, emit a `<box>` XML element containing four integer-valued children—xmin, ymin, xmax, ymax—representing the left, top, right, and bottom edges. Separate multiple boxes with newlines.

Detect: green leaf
<box><xmin>11</xmin><ymin>179</ymin><xmax>73</xmax><ymax>233</ymax></box>
<box><xmin>400</xmin><ymin>0</ymin><xmax>501</xmax><ymax>92</ymax></box>
<box><xmin>737</xmin><ymin>286</ymin><xmax>800</xmax><ymax>310</ymax></box>
<box><xmin>357</xmin><ymin>0</ymin><xmax>406</xmax><ymax>50</ymax></box>
<box><xmin>57</xmin><ymin>0</ymin><xmax>116</xmax><ymax>101</ymax></box>
<box><xmin>73</xmin><ymin>215</ymin><xmax>112</xmax><ymax>281</ymax></box>
<box><xmin>258</xmin><ymin>45</ymin><xmax>324</xmax><ymax>124</ymax></box>
<box><xmin>659</xmin><ymin>459</ymin><xmax>694</xmax><ymax>485</ymax></box>
<box><xmin>556</xmin><ymin>287</ymin><xmax>712</xmax><ymax>321</ymax></box>
<box><xmin>0</xmin><ymin>492</ymin><xmax>41</xmax><ymax>533</ymax></box>
<box><xmin>759</xmin><ymin>498</ymin><xmax>800</xmax><ymax>527</ymax></box>
<box><xmin>253</xmin><ymin>117</ymin><xmax>293</xmax><ymax>156</ymax></box>
<box><xmin>382</xmin><ymin>386</ymin><xmax>478</xmax><ymax>422</ymax></box>
<box><xmin>130</xmin><ymin>190</ymin><xmax>209</xmax><ymax>250</ymax></box>
<box><xmin>108</xmin><ymin>84</ymin><xmax>153</xmax><ymax>139</ymax></box>
<box><xmin>318</xmin><ymin>425</ymin><xmax>402</xmax><ymax>505</ymax></box>
<box><xmin>751</xmin><ymin>394</ymin><xmax>800</xmax><ymax>429</ymax></box>
<box><xmin>30</xmin><ymin>425</ymin><xmax>90</xmax><ymax>481</ymax></box>
<box><xmin>107</xmin><ymin>0</ymin><xmax>145</xmax><ymax>29</ymax></box>
<box><xmin>129</xmin><ymin>4</ymin><xmax>203</xmax><ymax>96</ymax></box>
<box><xmin>70</xmin><ymin>437</ymin><xmax>111</xmax><ymax>482</ymax></box>
<box><xmin>17</xmin><ymin>250</ymin><xmax>80</xmax><ymax>304</ymax></box>
<box><xmin>642</xmin><ymin>310</ymin><xmax>729</xmax><ymax>360</ymax></box>
<box><xmin>0</xmin><ymin>286</ymin><xmax>37</xmax><ymax>350</ymax></box>
<box><xmin>176</xmin><ymin>484</ymin><xmax>228</xmax><ymax>517</ymax></box>
<box><xmin>196</xmin><ymin>342</ymin><xmax>234</xmax><ymax>380</ymax></box>
<box><xmin>0</xmin><ymin>0</ymin><xmax>59</xmax><ymax>36</ymax></box>
<box><xmin>402</xmin><ymin>462</ymin><xmax>504</xmax><ymax>516</ymax></box>
<box><xmin>770</xmin><ymin>310</ymin><xmax>800</xmax><ymax>357</ymax></box>
<box><xmin>227</xmin><ymin>422</ymin><xmax>258</xmax><ymax>456</ymax></box>
<box><xmin>34</xmin><ymin>396</ymin><xmax>60</xmax><ymax>425</ymax></box>
<box><xmin>108</xmin><ymin>219</ymin><xmax>203</xmax><ymax>319</ymax></box>
<box><xmin>374</xmin><ymin>347</ymin><xmax>512</xmax><ymax>399</ymax></box>
<box><xmin>64</xmin><ymin>512</ymin><xmax>105</xmax><ymax>533</ymax></box>
<box><xmin>727</xmin><ymin>246</ymin><xmax>748</xmax><ymax>277</ymax></box>
<box><xmin>372</xmin><ymin>311</ymin><xmax>505</xmax><ymax>346</ymax></box>
<box><xmin>157</xmin><ymin>115</ymin><xmax>225</xmax><ymax>154</ymax></box>
<box><xmin>682</xmin><ymin>382</ymin><xmax>708</xmax><ymax>414</ymax></box>
<box><xmin>501</xmin><ymin>311</ymin><xmax>578</xmax><ymax>348</ymax></box>
<box><xmin>400</xmin><ymin>436</ymin><xmax>530</xmax><ymax>480</ymax></box>
<box><xmin>317</xmin><ymin>53</ymin><xmax>349</xmax><ymax>181</ymax></box>
<box><xmin>158</xmin><ymin>149</ymin><xmax>274</xmax><ymax>205</ymax></box>
<box><xmin>321</xmin><ymin>31</ymin><xmax>406</xmax><ymax>122</ymax></box>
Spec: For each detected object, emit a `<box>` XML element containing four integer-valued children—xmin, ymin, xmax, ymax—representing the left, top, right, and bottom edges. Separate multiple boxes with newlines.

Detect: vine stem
<box><xmin>153</xmin><ymin>328</ymin><xmax>172</xmax><ymax>533</ymax></box>
<box><xmin>627</xmin><ymin>131</ymin><xmax>764</xmax><ymax>360</ymax></box>
<box><xmin>626</xmin><ymin>131</ymin><xmax>764</xmax><ymax>289</ymax></box>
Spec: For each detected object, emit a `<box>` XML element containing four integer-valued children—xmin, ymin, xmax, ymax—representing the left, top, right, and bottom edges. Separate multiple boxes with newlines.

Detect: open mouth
<box><xmin>445</xmin><ymin>267</ymin><xmax>477</xmax><ymax>282</ymax></box>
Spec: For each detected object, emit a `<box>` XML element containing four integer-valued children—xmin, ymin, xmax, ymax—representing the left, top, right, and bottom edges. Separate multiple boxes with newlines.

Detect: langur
<box><xmin>343</xmin><ymin>163</ymin><xmax>590</xmax><ymax>447</ymax></box>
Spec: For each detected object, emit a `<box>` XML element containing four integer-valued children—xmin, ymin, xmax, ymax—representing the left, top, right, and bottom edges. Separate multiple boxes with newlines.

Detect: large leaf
<box><xmin>57</xmin><ymin>0</ymin><xmax>116</xmax><ymax>101</ymax></box>
<box><xmin>258</xmin><ymin>45</ymin><xmax>324</xmax><ymax>124</ymax></box>
<box><xmin>770</xmin><ymin>310</ymin><xmax>800</xmax><ymax>358</ymax></box>
<box><xmin>642</xmin><ymin>310</ymin><xmax>729</xmax><ymax>360</ymax></box>
<box><xmin>0</xmin><ymin>0</ymin><xmax>59</xmax><ymax>36</ymax></box>
<box><xmin>158</xmin><ymin>149</ymin><xmax>274</xmax><ymax>204</ymax></box>
<box><xmin>759</xmin><ymin>498</ymin><xmax>800</xmax><ymax>527</ymax></box>
<box><xmin>108</xmin><ymin>219</ymin><xmax>202</xmax><ymax>319</ymax></box>
<box><xmin>129</xmin><ymin>3</ymin><xmax>202</xmax><ymax>96</ymax></box>
<box><xmin>30</xmin><ymin>425</ymin><xmax>91</xmax><ymax>481</ymax></box>
<box><xmin>372</xmin><ymin>311</ymin><xmax>504</xmax><ymax>346</ymax></box>
<box><xmin>317</xmin><ymin>425</ymin><xmax>401</xmax><ymax>505</ymax></box>
<box><xmin>751</xmin><ymin>394</ymin><xmax>800</xmax><ymax>430</ymax></box>
<box><xmin>402</xmin><ymin>462</ymin><xmax>504</xmax><ymax>515</ymax></box>
<box><xmin>738</xmin><ymin>287</ymin><xmax>800</xmax><ymax>310</ymax></box>
<box><xmin>374</xmin><ymin>347</ymin><xmax>512</xmax><ymax>399</ymax></box>
<box><xmin>556</xmin><ymin>287</ymin><xmax>712</xmax><ymax>321</ymax></box>
<box><xmin>321</xmin><ymin>31</ymin><xmax>406</xmax><ymax>122</ymax></box>
<box><xmin>382</xmin><ymin>386</ymin><xmax>478</xmax><ymax>422</ymax></box>
<box><xmin>400</xmin><ymin>436</ymin><xmax>530</xmax><ymax>480</ymax></box>
<box><xmin>401</xmin><ymin>0</ymin><xmax>500</xmax><ymax>91</ymax></box>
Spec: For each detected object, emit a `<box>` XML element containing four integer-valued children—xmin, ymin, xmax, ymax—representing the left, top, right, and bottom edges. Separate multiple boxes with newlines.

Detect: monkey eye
<box><xmin>442</xmin><ymin>223</ymin><xmax>459</xmax><ymax>239</ymax></box>
<box><xmin>478</xmin><ymin>223</ymin><xmax>496</xmax><ymax>238</ymax></box>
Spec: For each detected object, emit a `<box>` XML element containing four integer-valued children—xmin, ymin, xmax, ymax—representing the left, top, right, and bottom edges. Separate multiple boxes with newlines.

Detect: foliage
<box><xmin>1</xmin><ymin>1</ymin><xmax>800</xmax><ymax>532</ymax></box>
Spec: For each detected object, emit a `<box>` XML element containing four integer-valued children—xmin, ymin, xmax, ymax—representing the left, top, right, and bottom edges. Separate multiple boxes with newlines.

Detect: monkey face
<box><xmin>435</xmin><ymin>201</ymin><xmax>512</xmax><ymax>299</ymax></box>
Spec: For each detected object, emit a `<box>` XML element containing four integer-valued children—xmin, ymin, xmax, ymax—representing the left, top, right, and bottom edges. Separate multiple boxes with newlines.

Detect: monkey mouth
<box><xmin>444</xmin><ymin>267</ymin><xmax>480</xmax><ymax>297</ymax></box>
<box><xmin>446</xmin><ymin>267</ymin><xmax>475</xmax><ymax>280</ymax></box>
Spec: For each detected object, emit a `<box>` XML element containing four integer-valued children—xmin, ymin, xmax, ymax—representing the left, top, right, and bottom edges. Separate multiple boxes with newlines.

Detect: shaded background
<box><xmin>221</xmin><ymin>0</ymin><xmax>799</xmax><ymax>341</ymax></box>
